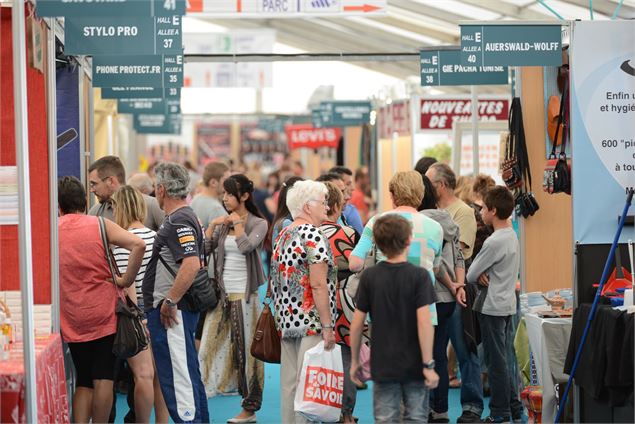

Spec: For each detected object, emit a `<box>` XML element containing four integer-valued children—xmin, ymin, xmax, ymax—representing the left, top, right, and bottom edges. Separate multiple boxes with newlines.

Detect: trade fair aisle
<box><xmin>113</xmin><ymin>363</ymin><xmax>496</xmax><ymax>423</ymax></box>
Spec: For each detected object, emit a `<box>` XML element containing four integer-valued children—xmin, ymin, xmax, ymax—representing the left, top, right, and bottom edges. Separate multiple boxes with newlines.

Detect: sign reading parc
<box><xmin>64</xmin><ymin>16</ymin><xmax>182</xmax><ymax>55</ymax></box>
<box><xmin>420</xmin><ymin>98</ymin><xmax>509</xmax><ymax>130</ymax></box>
<box><xmin>285</xmin><ymin>124</ymin><xmax>342</xmax><ymax>150</ymax></box>
<box><xmin>36</xmin><ymin>0</ymin><xmax>186</xmax><ymax>17</ymax></box>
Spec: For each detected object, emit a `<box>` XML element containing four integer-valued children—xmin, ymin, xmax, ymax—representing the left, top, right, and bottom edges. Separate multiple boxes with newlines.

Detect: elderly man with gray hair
<box><xmin>142</xmin><ymin>162</ymin><xmax>209</xmax><ymax>423</ymax></box>
<box><xmin>127</xmin><ymin>172</ymin><xmax>155</xmax><ymax>196</ymax></box>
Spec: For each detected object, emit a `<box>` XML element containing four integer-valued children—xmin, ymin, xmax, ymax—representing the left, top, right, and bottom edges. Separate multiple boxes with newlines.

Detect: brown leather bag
<box><xmin>250</xmin><ymin>281</ymin><xmax>281</xmax><ymax>363</ymax></box>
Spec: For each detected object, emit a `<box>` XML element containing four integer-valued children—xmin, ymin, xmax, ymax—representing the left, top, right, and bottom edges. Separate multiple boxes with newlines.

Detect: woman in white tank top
<box><xmin>200</xmin><ymin>174</ymin><xmax>268</xmax><ymax>423</ymax></box>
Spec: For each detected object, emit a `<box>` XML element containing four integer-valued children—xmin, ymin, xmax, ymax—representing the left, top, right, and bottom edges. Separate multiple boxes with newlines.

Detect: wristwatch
<box><xmin>165</xmin><ymin>297</ymin><xmax>177</xmax><ymax>308</ymax></box>
<box><xmin>423</xmin><ymin>359</ymin><xmax>436</xmax><ymax>370</ymax></box>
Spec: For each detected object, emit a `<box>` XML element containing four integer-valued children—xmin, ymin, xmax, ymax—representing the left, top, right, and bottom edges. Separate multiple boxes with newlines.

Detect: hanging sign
<box><xmin>36</xmin><ymin>0</ymin><xmax>186</xmax><ymax>17</ymax></box>
<box><xmin>571</xmin><ymin>21</ymin><xmax>635</xmax><ymax>244</ymax></box>
<box><xmin>186</xmin><ymin>0</ymin><xmax>386</xmax><ymax>17</ymax></box>
<box><xmin>101</xmin><ymin>87</ymin><xmax>180</xmax><ymax>100</ymax></box>
<box><xmin>460</xmin><ymin>24</ymin><xmax>562</xmax><ymax>67</ymax></box>
<box><xmin>285</xmin><ymin>124</ymin><xmax>342</xmax><ymax>150</ymax></box>
<box><xmin>377</xmin><ymin>100</ymin><xmax>410</xmax><ymax>139</ymax></box>
<box><xmin>312</xmin><ymin>101</ymin><xmax>372</xmax><ymax>127</ymax></box>
<box><xmin>93</xmin><ymin>54</ymin><xmax>183</xmax><ymax>88</ymax></box>
<box><xmin>118</xmin><ymin>99</ymin><xmax>181</xmax><ymax>115</ymax></box>
<box><xmin>420</xmin><ymin>97</ymin><xmax>509</xmax><ymax>130</ymax></box>
<box><xmin>134</xmin><ymin>114</ymin><xmax>182</xmax><ymax>135</ymax></box>
<box><xmin>420</xmin><ymin>49</ymin><xmax>508</xmax><ymax>86</ymax></box>
<box><xmin>64</xmin><ymin>16</ymin><xmax>182</xmax><ymax>55</ymax></box>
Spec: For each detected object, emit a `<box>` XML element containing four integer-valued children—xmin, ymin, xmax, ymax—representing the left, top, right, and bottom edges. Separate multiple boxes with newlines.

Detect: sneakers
<box><xmin>428</xmin><ymin>410</ymin><xmax>450</xmax><ymax>423</ymax></box>
<box><xmin>457</xmin><ymin>411</ymin><xmax>482</xmax><ymax>423</ymax></box>
<box><xmin>481</xmin><ymin>416</ymin><xmax>511</xmax><ymax>423</ymax></box>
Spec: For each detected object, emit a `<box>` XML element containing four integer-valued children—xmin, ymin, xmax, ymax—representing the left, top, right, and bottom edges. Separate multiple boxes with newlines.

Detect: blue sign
<box><xmin>101</xmin><ymin>86</ymin><xmax>180</xmax><ymax>99</ymax></box>
<box><xmin>312</xmin><ymin>101</ymin><xmax>372</xmax><ymax>127</ymax></box>
<box><xmin>420</xmin><ymin>49</ymin><xmax>509</xmax><ymax>86</ymax></box>
<box><xmin>36</xmin><ymin>0</ymin><xmax>186</xmax><ymax>17</ymax></box>
<box><xmin>93</xmin><ymin>54</ymin><xmax>183</xmax><ymax>88</ymax></box>
<box><xmin>64</xmin><ymin>16</ymin><xmax>182</xmax><ymax>55</ymax></box>
<box><xmin>118</xmin><ymin>98</ymin><xmax>181</xmax><ymax>115</ymax></box>
<box><xmin>460</xmin><ymin>25</ymin><xmax>562</xmax><ymax>66</ymax></box>
<box><xmin>134</xmin><ymin>114</ymin><xmax>182</xmax><ymax>135</ymax></box>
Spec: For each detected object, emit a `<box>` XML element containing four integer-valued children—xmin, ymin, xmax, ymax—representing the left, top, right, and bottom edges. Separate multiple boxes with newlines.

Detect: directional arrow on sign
<box><xmin>343</xmin><ymin>4</ymin><xmax>381</xmax><ymax>12</ymax></box>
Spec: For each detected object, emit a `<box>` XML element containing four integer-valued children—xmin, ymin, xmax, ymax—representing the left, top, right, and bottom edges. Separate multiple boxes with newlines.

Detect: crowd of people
<box><xmin>57</xmin><ymin>154</ymin><xmax>524</xmax><ymax>424</ymax></box>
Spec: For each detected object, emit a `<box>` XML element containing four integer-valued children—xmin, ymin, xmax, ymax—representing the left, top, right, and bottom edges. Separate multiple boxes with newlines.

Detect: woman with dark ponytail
<box><xmin>199</xmin><ymin>174</ymin><xmax>268</xmax><ymax>423</ymax></box>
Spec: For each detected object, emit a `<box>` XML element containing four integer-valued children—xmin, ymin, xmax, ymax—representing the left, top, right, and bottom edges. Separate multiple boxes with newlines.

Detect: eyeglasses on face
<box><xmin>89</xmin><ymin>176</ymin><xmax>111</xmax><ymax>188</ymax></box>
<box><xmin>308</xmin><ymin>199</ymin><xmax>329</xmax><ymax>208</ymax></box>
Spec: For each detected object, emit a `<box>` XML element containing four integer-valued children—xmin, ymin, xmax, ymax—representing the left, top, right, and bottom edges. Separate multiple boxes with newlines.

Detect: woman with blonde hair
<box><xmin>112</xmin><ymin>185</ymin><xmax>169</xmax><ymax>423</ymax></box>
<box><xmin>350</xmin><ymin>171</ymin><xmax>444</xmax><ymax>323</ymax></box>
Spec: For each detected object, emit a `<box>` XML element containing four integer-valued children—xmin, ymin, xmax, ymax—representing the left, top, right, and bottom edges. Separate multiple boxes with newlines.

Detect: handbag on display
<box><xmin>507</xmin><ymin>97</ymin><xmax>540</xmax><ymax>218</ymax></box>
<box><xmin>98</xmin><ymin>217</ymin><xmax>149</xmax><ymax>359</ymax></box>
<box><xmin>543</xmin><ymin>79</ymin><xmax>571</xmax><ymax>195</ymax></box>
<box><xmin>501</xmin><ymin>132</ymin><xmax>524</xmax><ymax>190</ymax></box>
<box><xmin>158</xmin><ymin>250</ymin><xmax>220</xmax><ymax>313</ymax></box>
<box><xmin>250</xmin><ymin>279</ymin><xmax>281</xmax><ymax>363</ymax></box>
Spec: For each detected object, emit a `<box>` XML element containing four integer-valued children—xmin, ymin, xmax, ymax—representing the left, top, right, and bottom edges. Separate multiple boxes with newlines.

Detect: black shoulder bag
<box><xmin>158</xmin><ymin>248</ymin><xmax>220</xmax><ymax>313</ymax></box>
<box><xmin>98</xmin><ymin>217</ymin><xmax>149</xmax><ymax>359</ymax></box>
<box><xmin>510</xmin><ymin>98</ymin><xmax>540</xmax><ymax>218</ymax></box>
<box><xmin>543</xmin><ymin>80</ymin><xmax>571</xmax><ymax>195</ymax></box>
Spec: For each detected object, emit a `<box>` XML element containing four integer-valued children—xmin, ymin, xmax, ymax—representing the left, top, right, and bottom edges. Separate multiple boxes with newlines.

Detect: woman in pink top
<box><xmin>58</xmin><ymin>176</ymin><xmax>145</xmax><ymax>424</ymax></box>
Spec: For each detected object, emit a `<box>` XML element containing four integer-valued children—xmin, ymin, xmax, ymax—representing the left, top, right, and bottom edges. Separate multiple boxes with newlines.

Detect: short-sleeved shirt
<box><xmin>113</xmin><ymin>227</ymin><xmax>156</xmax><ymax>309</ymax></box>
<box><xmin>355</xmin><ymin>261</ymin><xmax>437</xmax><ymax>383</ymax></box>
<box><xmin>142</xmin><ymin>206</ymin><xmax>204</xmax><ymax>311</ymax></box>
<box><xmin>270</xmin><ymin>224</ymin><xmax>337</xmax><ymax>339</ymax></box>
<box><xmin>89</xmin><ymin>194</ymin><xmax>165</xmax><ymax>232</ymax></box>
<box><xmin>445</xmin><ymin>199</ymin><xmax>477</xmax><ymax>260</ymax></box>
<box><xmin>351</xmin><ymin>210</ymin><xmax>443</xmax><ymax>324</ymax></box>
<box><xmin>190</xmin><ymin>194</ymin><xmax>227</xmax><ymax>229</ymax></box>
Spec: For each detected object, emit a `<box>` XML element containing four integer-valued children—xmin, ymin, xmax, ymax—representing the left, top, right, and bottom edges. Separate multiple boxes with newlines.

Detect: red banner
<box><xmin>378</xmin><ymin>100</ymin><xmax>411</xmax><ymax>139</ymax></box>
<box><xmin>420</xmin><ymin>98</ymin><xmax>509</xmax><ymax>130</ymax></box>
<box><xmin>285</xmin><ymin>124</ymin><xmax>342</xmax><ymax>150</ymax></box>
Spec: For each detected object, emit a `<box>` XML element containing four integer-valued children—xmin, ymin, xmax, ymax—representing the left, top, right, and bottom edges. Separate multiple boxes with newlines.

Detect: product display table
<box><xmin>524</xmin><ymin>313</ymin><xmax>572</xmax><ymax>423</ymax></box>
<box><xmin>0</xmin><ymin>333</ymin><xmax>69</xmax><ymax>423</ymax></box>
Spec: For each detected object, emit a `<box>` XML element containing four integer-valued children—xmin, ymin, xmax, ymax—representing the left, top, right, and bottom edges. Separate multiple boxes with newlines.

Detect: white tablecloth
<box><xmin>524</xmin><ymin>313</ymin><xmax>572</xmax><ymax>423</ymax></box>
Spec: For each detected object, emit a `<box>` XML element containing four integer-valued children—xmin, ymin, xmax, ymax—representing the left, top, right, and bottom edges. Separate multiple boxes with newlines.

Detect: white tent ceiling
<box><xmin>191</xmin><ymin>0</ymin><xmax>635</xmax><ymax>94</ymax></box>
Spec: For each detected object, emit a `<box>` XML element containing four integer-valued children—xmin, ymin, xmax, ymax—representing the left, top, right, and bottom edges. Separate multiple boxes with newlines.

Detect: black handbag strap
<box><xmin>510</xmin><ymin>97</ymin><xmax>532</xmax><ymax>192</ymax></box>
<box><xmin>551</xmin><ymin>81</ymin><xmax>569</xmax><ymax>158</ymax></box>
<box><xmin>97</xmin><ymin>216</ymin><xmax>121</xmax><ymax>284</ymax></box>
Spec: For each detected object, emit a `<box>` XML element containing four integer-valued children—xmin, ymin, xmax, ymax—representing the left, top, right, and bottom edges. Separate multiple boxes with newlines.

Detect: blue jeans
<box><xmin>448</xmin><ymin>303</ymin><xmax>484</xmax><ymax>414</ymax></box>
<box><xmin>373</xmin><ymin>380</ymin><xmax>430</xmax><ymax>423</ymax></box>
<box><xmin>147</xmin><ymin>308</ymin><xmax>209</xmax><ymax>423</ymax></box>
<box><xmin>431</xmin><ymin>301</ymin><xmax>456</xmax><ymax>413</ymax></box>
<box><xmin>478</xmin><ymin>313</ymin><xmax>523</xmax><ymax>419</ymax></box>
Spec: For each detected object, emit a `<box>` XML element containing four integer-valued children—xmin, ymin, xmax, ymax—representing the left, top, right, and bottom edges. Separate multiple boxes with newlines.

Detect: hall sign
<box><xmin>118</xmin><ymin>98</ymin><xmax>181</xmax><ymax>115</ymax></box>
<box><xmin>420</xmin><ymin>49</ymin><xmax>508</xmax><ymax>86</ymax></box>
<box><xmin>420</xmin><ymin>98</ymin><xmax>509</xmax><ymax>130</ymax></box>
<box><xmin>93</xmin><ymin>54</ymin><xmax>183</xmax><ymax>88</ymax></box>
<box><xmin>134</xmin><ymin>114</ymin><xmax>182</xmax><ymax>135</ymax></box>
<box><xmin>460</xmin><ymin>24</ymin><xmax>562</xmax><ymax>67</ymax></box>
<box><xmin>313</xmin><ymin>101</ymin><xmax>372</xmax><ymax>128</ymax></box>
<box><xmin>64</xmin><ymin>16</ymin><xmax>182</xmax><ymax>55</ymax></box>
<box><xmin>36</xmin><ymin>0</ymin><xmax>186</xmax><ymax>17</ymax></box>
<box><xmin>101</xmin><ymin>87</ymin><xmax>180</xmax><ymax>100</ymax></box>
<box><xmin>285</xmin><ymin>124</ymin><xmax>342</xmax><ymax>150</ymax></box>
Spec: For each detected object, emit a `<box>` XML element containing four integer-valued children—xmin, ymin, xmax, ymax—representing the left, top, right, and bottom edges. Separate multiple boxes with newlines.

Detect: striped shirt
<box><xmin>113</xmin><ymin>227</ymin><xmax>156</xmax><ymax>308</ymax></box>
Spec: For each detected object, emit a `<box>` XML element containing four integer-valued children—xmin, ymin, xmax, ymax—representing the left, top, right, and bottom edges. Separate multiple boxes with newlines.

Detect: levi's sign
<box><xmin>93</xmin><ymin>55</ymin><xmax>183</xmax><ymax>88</ymax></box>
<box><xmin>285</xmin><ymin>124</ymin><xmax>342</xmax><ymax>150</ymax></box>
<box><xmin>460</xmin><ymin>25</ymin><xmax>562</xmax><ymax>66</ymax></box>
<box><xmin>64</xmin><ymin>16</ymin><xmax>182</xmax><ymax>55</ymax></box>
<box><xmin>101</xmin><ymin>87</ymin><xmax>180</xmax><ymax>99</ymax></box>
<box><xmin>420</xmin><ymin>49</ymin><xmax>508</xmax><ymax>86</ymax></box>
<box><xmin>36</xmin><ymin>0</ymin><xmax>186</xmax><ymax>17</ymax></box>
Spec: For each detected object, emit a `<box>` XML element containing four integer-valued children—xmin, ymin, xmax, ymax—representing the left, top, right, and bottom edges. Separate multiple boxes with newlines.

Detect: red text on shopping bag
<box><xmin>302</xmin><ymin>366</ymin><xmax>344</xmax><ymax>408</ymax></box>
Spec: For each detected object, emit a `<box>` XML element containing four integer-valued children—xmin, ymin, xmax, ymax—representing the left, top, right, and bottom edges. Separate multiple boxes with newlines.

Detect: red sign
<box><xmin>302</xmin><ymin>366</ymin><xmax>344</xmax><ymax>408</ymax></box>
<box><xmin>420</xmin><ymin>98</ymin><xmax>509</xmax><ymax>130</ymax></box>
<box><xmin>378</xmin><ymin>100</ymin><xmax>411</xmax><ymax>139</ymax></box>
<box><xmin>285</xmin><ymin>124</ymin><xmax>342</xmax><ymax>150</ymax></box>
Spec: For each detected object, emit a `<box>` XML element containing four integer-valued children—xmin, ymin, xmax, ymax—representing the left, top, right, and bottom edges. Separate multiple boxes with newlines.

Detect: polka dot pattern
<box><xmin>270</xmin><ymin>224</ymin><xmax>337</xmax><ymax>339</ymax></box>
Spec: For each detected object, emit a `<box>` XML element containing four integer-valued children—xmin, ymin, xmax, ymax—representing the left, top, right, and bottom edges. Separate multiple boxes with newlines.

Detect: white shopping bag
<box><xmin>294</xmin><ymin>341</ymin><xmax>344</xmax><ymax>423</ymax></box>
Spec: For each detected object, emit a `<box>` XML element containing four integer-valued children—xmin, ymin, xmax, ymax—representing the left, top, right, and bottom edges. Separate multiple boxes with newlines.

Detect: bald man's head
<box><xmin>127</xmin><ymin>173</ymin><xmax>154</xmax><ymax>195</ymax></box>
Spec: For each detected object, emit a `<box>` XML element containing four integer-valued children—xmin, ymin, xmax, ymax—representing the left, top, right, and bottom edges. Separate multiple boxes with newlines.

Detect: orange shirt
<box><xmin>350</xmin><ymin>188</ymin><xmax>369</xmax><ymax>222</ymax></box>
